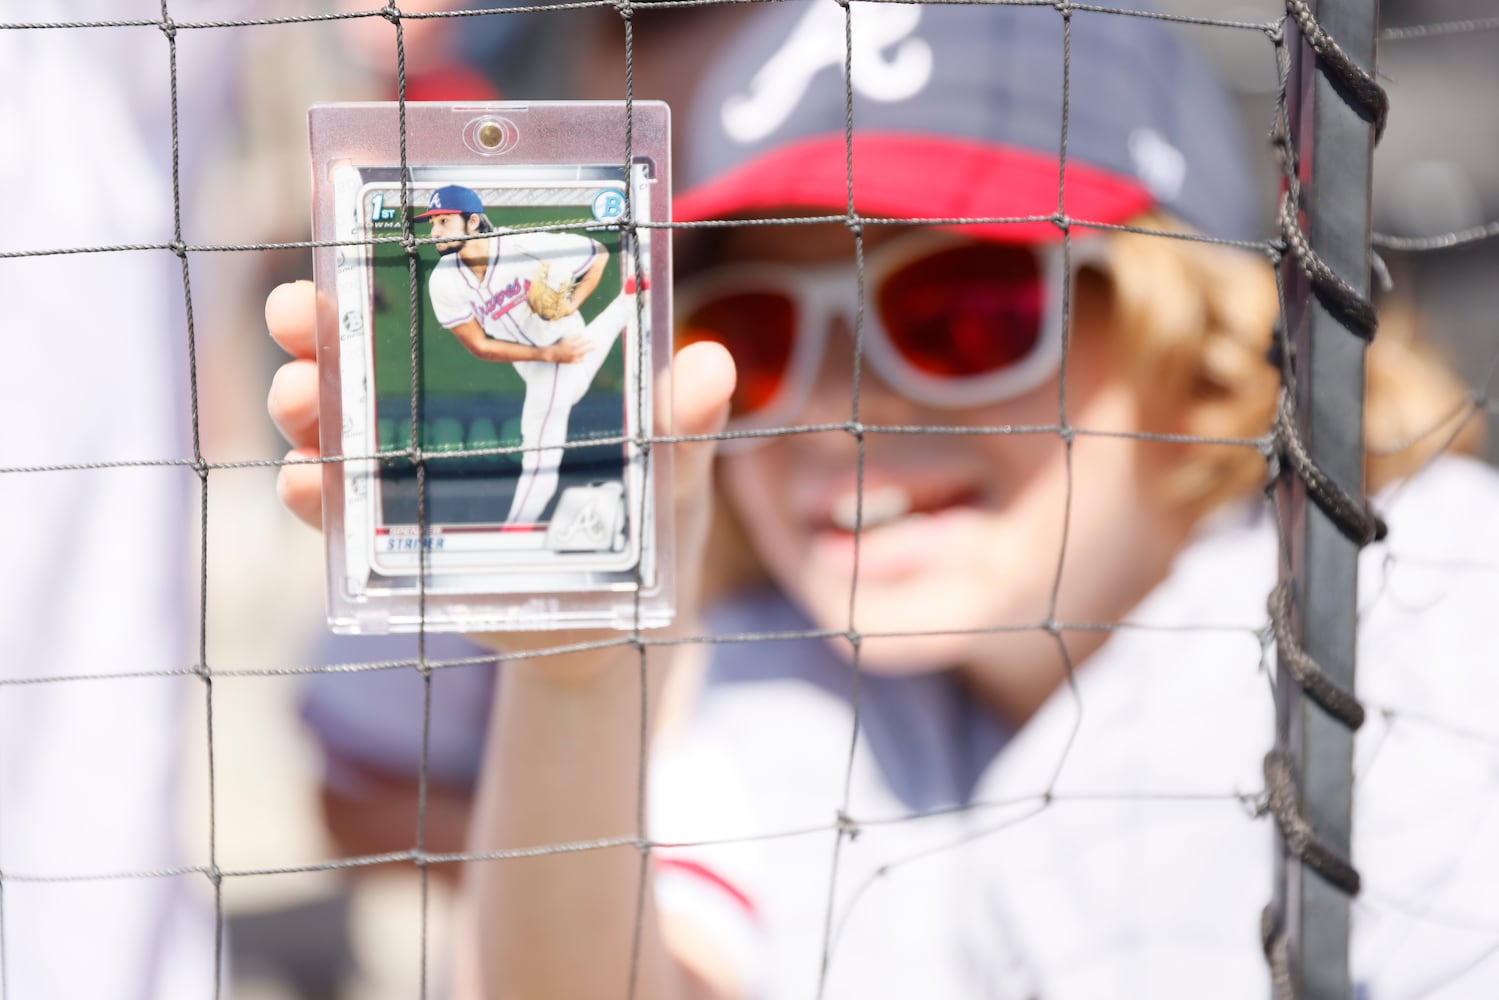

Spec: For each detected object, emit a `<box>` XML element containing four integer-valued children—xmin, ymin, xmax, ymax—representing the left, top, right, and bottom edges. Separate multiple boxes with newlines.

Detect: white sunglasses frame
<box><xmin>674</xmin><ymin>231</ymin><xmax>1108</xmax><ymax>438</ymax></box>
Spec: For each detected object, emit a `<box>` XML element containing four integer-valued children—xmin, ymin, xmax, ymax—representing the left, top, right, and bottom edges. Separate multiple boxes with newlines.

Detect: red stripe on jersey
<box><xmin>655</xmin><ymin>856</ymin><xmax>759</xmax><ymax>920</ymax></box>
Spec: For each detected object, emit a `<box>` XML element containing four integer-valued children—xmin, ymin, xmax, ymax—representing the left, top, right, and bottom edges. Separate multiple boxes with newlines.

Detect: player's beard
<box><xmin>436</xmin><ymin>241</ymin><xmax>462</xmax><ymax>257</ymax></box>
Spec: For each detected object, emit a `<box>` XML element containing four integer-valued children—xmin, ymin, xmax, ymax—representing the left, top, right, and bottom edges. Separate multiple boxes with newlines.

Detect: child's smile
<box><xmin>702</xmin><ymin>223</ymin><xmax>1188</xmax><ymax>715</ymax></box>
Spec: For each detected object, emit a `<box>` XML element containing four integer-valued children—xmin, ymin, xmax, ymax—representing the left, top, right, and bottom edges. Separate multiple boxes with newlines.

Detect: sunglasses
<box><xmin>675</xmin><ymin>233</ymin><xmax>1106</xmax><ymax>437</ymax></box>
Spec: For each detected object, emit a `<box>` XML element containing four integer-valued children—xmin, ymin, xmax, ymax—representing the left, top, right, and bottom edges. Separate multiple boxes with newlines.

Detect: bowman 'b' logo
<box><xmin>722</xmin><ymin>5</ymin><xmax>932</xmax><ymax>144</ymax></box>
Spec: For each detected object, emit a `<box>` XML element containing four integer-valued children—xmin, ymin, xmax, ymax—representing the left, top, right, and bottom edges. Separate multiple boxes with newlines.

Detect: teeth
<box><xmin>831</xmin><ymin>485</ymin><xmax>912</xmax><ymax>532</ymax></box>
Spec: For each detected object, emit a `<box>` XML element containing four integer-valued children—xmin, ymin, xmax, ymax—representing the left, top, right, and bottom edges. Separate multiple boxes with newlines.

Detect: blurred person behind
<box><xmin>270</xmin><ymin>3</ymin><xmax>1499</xmax><ymax>997</ymax></box>
<box><xmin>0</xmin><ymin>1</ymin><xmax>244</xmax><ymax>996</ymax></box>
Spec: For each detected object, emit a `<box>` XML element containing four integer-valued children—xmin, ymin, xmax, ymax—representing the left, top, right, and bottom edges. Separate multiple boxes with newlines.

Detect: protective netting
<box><xmin>3</xmin><ymin>2</ymin><xmax>1499</xmax><ymax>999</ymax></box>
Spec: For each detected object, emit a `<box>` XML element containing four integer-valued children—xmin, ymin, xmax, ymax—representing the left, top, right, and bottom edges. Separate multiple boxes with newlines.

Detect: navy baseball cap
<box><xmin>415</xmin><ymin>184</ymin><xmax>486</xmax><ymax>220</ymax></box>
<box><xmin>676</xmin><ymin>2</ymin><xmax>1257</xmax><ymax>244</ymax></box>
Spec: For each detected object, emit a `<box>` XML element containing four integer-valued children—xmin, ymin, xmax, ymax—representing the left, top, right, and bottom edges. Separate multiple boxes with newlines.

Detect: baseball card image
<box><xmin>311</xmin><ymin>102</ymin><xmax>671</xmax><ymax>633</ymax></box>
<box><xmin>338</xmin><ymin>169</ymin><xmax>648</xmax><ymax>572</ymax></box>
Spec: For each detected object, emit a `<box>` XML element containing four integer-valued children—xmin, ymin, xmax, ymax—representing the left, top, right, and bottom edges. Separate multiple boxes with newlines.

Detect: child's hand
<box><xmin>264</xmin><ymin>279</ymin><xmax>736</xmax><ymax>649</ymax></box>
<box><xmin>265</xmin><ymin>281</ymin><xmax>327</xmax><ymax>529</ymax></box>
<box><xmin>268</xmin><ymin>284</ymin><xmax>739</xmax><ymax>998</ymax></box>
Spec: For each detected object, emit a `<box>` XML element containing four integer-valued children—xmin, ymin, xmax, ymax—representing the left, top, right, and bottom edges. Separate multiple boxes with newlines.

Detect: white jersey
<box><xmin>427</xmin><ymin>230</ymin><xmax>598</xmax><ymax>347</ymax></box>
<box><xmin>652</xmin><ymin>456</ymin><xmax>1499</xmax><ymax>999</ymax></box>
<box><xmin>424</xmin><ymin>227</ymin><xmax>622</xmax><ymax>524</ymax></box>
<box><xmin>298</xmin><ymin>456</ymin><xmax>1499</xmax><ymax>994</ymax></box>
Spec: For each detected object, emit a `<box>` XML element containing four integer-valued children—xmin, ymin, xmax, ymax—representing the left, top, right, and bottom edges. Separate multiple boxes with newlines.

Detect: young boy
<box><xmin>269</xmin><ymin>3</ymin><xmax>1499</xmax><ymax>997</ymax></box>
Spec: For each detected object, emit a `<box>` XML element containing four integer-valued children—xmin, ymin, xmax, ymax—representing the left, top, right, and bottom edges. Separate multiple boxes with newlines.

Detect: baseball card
<box><xmin>310</xmin><ymin>103</ymin><xmax>672</xmax><ymax>633</ymax></box>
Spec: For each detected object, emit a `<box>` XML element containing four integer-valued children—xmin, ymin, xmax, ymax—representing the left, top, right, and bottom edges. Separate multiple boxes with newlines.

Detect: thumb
<box><xmin>668</xmin><ymin>341</ymin><xmax>736</xmax><ymax>567</ymax></box>
<box><xmin>671</xmin><ymin>339</ymin><xmax>735</xmax><ymax>471</ymax></box>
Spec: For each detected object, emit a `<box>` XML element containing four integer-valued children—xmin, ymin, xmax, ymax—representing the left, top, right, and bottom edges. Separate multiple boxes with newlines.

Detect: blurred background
<box><xmin>52</xmin><ymin>0</ymin><xmax>1490</xmax><ymax>996</ymax></box>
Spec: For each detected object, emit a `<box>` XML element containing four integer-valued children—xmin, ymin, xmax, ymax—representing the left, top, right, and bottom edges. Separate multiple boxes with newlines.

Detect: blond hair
<box><xmin>1102</xmin><ymin>213</ymin><xmax>1482</xmax><ymax>519</ymax></box>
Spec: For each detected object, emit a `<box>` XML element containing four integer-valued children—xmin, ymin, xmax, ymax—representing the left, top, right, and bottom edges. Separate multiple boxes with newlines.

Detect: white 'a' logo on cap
<box><xmin>429</xmin><ymin>190</ymin><xmax>444</xmax><ymax>210</ymax></box>
<box><xmin>722</xmin><ymin>4</ymin><xmax>932</xmax><ymax>144</ymax></box>
<box><xmin>1128</xmin><ymin>128</ymin><xmax>1186</xmax><ymax>203</ymax></box>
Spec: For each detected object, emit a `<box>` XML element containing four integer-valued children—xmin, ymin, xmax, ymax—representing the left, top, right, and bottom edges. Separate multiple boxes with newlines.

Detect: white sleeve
<box><xmin>427</xmin><ymin>262</ymin><xmax>475</xmax><ymax>328</ymax></box>
<box><xmin>516</xmin><ymin>231</ymin><xmax>601</xmax><ymax>283</ymax></box>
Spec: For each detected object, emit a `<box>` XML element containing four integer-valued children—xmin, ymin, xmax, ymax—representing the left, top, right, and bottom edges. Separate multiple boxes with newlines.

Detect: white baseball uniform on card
<box><xmin>427</xmin><ymin>231</ymin><xmax>630</xmax><ymax>525</ymax></box>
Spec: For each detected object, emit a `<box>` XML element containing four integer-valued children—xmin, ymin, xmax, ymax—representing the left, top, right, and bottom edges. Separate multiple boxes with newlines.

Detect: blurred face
<box><xmin>336</xmin><ymin>0</ymin><xmax>460</xmax><ymax>74</ymax></box>
<box><xmin>684</xmin><ymin>222</ymin><xmax>1191</xmax><ymax>720</ymax></box>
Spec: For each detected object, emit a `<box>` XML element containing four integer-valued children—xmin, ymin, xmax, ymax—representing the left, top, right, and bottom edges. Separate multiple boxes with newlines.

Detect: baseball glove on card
<box><xmin>526</xmin><ymin>262</ymin><xmax>577</xmax><ymax>321</ymax></box>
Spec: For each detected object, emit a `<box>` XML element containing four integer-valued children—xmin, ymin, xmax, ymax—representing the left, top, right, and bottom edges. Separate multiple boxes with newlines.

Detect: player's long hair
<box><xmin>436</xmin><ymin>213</ymin><xmax>495</xmax><ymax>257</ymax></box>
<box><xmin>1105</xmin><ymin>211</ymin><xmax>1481</xmax><ymax>518</ymax></box>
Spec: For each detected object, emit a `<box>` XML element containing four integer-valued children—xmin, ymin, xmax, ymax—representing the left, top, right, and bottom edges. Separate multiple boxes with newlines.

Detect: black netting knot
<box><xmin>1267</xmin><ymin>580</ymin><xmax>1366</xmax><ymax>730</ymax></box>
<box><xmin>1261</xmin><ymin>905</ymin><xmax>1298</xmax><ymax>1000</ymax></box>
<box><xmin>1273</xmin><ymin>390</ymin><xmax>1387</xmax><ymax>546</ymax></box>
<box><xmin>1278</xmin><ymin>195</ymin><xmax>1378</xmax><ymax>342</ymax></box>
<box><xmin>1263</xmin><ymin>748</ymin><xmax>1361</xmax><ymax>895</ymax></box>
<box><xmin>1284</xmin><ymin>0</ymin><xmax>1388</xmax><ymax>140</ymax></box>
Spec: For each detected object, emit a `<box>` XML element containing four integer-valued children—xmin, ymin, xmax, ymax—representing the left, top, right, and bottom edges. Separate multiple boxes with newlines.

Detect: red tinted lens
<box><xmin>678</xmin><ymin>290</ymin><xmax>797</xmax><ymax>419</ymax></box>
<box><xmin>877</xmin><ymin>243</ymin><xmax>1044</xmax><ymax>378</ymax></box>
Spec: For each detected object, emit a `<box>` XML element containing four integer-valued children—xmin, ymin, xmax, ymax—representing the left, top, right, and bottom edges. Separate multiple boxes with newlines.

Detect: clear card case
<box><xmin>309</xmin><ymin>101</ymin><xmax>672</xmax><ymax>633</ymax></box>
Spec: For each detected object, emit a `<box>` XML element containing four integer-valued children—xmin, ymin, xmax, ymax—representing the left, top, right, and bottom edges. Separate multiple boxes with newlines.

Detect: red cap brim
<box><xmin>413</xmin><ymin>208</ymin><xmax>465</xmax><ymax>221</ymax></box>
<box><xmin>675</xmin><ymin>133</ymin><xmax>1153</xmax><ymax>244</ymax></box>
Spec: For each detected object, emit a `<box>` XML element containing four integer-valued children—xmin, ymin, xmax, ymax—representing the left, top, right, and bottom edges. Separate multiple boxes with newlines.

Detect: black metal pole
<box><xmin>1273</xmin><ymin>1</ymin><xmax>1380</xmax><ymax>997</ymax></box>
